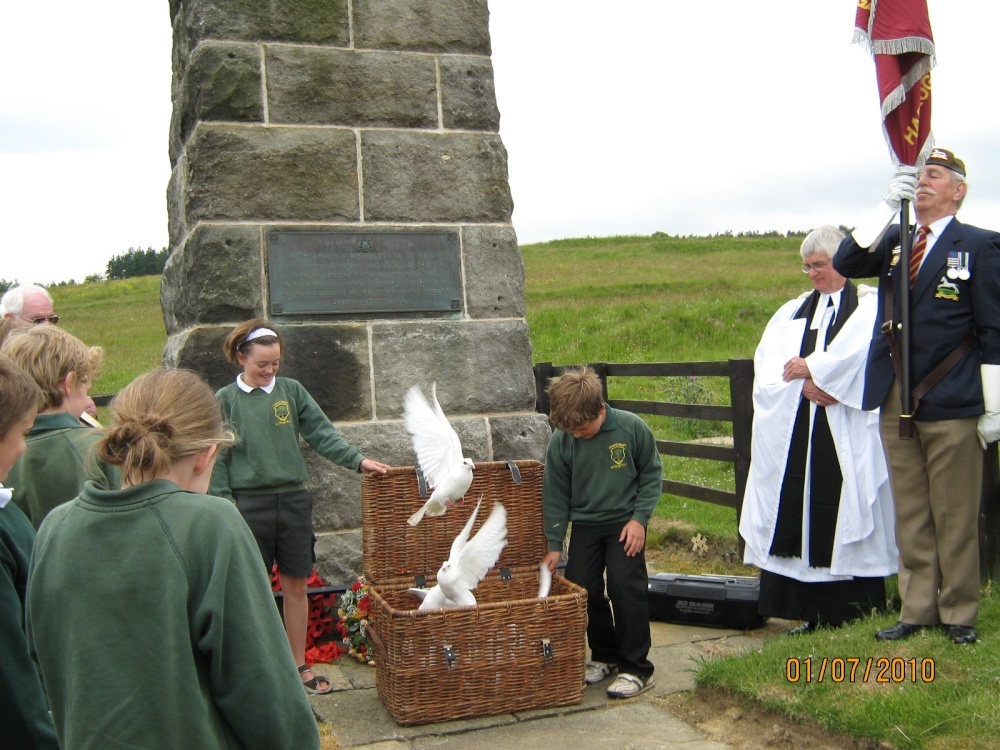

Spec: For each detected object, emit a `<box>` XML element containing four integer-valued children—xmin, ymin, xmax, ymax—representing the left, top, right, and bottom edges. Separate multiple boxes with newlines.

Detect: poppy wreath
<box><xmin>270</xmin><ymin>565</ymin><xmax>341</xmax><ymax>666</ymax></box>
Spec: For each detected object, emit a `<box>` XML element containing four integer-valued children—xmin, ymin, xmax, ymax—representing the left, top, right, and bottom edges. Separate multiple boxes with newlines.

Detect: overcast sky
<box><xmin>2</xmin><ymin>2</ymin><xmax>998</xmax><ymax>286</ymax></box>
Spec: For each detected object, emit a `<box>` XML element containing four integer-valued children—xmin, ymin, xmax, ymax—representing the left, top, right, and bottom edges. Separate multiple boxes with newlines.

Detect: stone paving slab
<box><xmin>309</xmin><ymin>619</ymin><xmax>773</xmax><ymax>748</ymax></box>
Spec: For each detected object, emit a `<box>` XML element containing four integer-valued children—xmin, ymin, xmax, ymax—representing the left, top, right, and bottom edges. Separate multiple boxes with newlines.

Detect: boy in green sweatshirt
<box><xmin>541</xmin><ymin>366</ymin><xmax>662</xmax><ymax>699</ymax></box>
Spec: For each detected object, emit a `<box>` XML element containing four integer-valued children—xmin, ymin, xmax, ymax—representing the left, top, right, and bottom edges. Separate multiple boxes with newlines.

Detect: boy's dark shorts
<box><xmin>234</xmin><ymin>489</ymin><xmax>315</xmax><ymax>578</ymax></box>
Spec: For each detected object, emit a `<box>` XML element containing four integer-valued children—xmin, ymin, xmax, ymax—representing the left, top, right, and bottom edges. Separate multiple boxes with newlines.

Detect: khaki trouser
<box><xmin>879</xmin><ymin>387</ymin><xmax>982</xmax><ymax>626</ymax></box>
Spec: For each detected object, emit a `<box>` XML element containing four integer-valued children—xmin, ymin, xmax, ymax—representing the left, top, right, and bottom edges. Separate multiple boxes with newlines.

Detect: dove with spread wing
<box><xmin>404</xmin><ymin>383</ymin><xmax>475</xmax><ymax>526</ymax></box>
<box><xmin>408</xmin><ymin>564</ymin><xmax>547</xmax><ymax>607</ymax></box>
<box><xmin>407</xmin><ymin>497</ymin><xmax>507</xmax><ymax>610</ymax></box>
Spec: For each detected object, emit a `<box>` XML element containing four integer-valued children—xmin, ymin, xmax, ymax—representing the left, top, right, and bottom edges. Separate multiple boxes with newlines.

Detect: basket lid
<box><xmin>361</xmin><ymin>460</ymin><xmax>547</xmax><ymax>584</ymax></box>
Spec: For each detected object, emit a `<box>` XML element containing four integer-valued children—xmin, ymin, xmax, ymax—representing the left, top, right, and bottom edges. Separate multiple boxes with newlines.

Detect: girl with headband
<box><xmin>210</xmin><ymin>318</ymin><xmax>390</xmax><ymax>695</ymax></box>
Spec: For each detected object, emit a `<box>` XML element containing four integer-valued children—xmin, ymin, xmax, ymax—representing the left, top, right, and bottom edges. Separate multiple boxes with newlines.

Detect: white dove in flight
<box><xmin>408</xmin><ymin>497</ymin><xmax>507</xmax><ymax>610</ymax></box>
<box><xmin>404</xmin><ymin>383</ymin><xmax>475</xmax><ymax>526</ymax></box>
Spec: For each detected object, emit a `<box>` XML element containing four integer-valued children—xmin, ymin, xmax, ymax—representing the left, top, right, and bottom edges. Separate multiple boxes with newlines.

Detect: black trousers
<box><xmin>565</xmin><ymin>521</ymin><xmax>654</xmax><ymax>679</ymax></box>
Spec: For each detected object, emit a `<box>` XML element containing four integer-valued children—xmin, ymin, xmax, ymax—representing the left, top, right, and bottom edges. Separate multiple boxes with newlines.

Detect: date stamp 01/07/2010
<box><xmin>786</xmin><ymin>657</ymin><xmax>936</xmax><ymax>684</ymax></box>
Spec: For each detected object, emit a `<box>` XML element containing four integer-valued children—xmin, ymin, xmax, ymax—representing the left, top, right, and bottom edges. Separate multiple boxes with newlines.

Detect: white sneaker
<box><xmin>584</xmin><ymin>661</ymin><xmax>617</xmax><ymax>684</ymax></box>
<box><xmin>607</xmin><ymin>673</ymin><xmax>655</xmax><ymax>698</ymax></box>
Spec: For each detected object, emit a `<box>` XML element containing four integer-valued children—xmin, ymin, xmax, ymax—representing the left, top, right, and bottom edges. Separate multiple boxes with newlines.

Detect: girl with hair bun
<box><xmin>26</xmin><ymin>368</ymin><xmax>321</xmax><ymax>749</ymax></box>
<box><xmin>211</xmin><ymin>318</ymin><xmax>390</xmax><ymax>695</ymax></box>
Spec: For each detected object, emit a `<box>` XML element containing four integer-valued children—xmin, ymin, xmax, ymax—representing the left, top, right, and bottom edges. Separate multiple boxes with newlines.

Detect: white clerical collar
<box><xmin>0</xmin><ymin>484</ymin><xmax>11</xmax><ymax>509</ymax></box>
<box><xmin>236</xmin><ymin>374</ymin><xmax>276</xmax><ymax>394</ymax></box>
<box><xmin>810</xmin><ymin>288</ymin><xmax>842</xmax><ymax>330</ymax></box>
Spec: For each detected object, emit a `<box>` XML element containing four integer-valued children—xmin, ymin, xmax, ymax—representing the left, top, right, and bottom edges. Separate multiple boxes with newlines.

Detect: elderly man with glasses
<box><xmin>741</xmin><ymin>225</ymin><xmax>897</xmax><ymax>635</ymax></box>
<box><xmin>0</xmin><ymin>285</ymin><xmax>59</xmax><ymax>326</ymax></box>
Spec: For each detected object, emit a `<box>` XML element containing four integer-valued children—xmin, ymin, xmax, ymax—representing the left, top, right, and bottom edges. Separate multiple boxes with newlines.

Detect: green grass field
<box><xmin>54</xmin><ymin>275</ymin><xmax>166</xmax><ymax>396</ymax></box>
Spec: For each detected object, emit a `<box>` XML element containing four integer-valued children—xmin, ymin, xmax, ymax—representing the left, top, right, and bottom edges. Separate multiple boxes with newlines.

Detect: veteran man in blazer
<box><xmin>834</xmin><ymin>148</ymin><xmax>1000</xmax><ymax>645</ymax></box>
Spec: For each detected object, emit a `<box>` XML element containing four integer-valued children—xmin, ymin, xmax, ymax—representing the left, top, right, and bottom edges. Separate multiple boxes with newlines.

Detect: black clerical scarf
<box><xmin>769</xmin><ymin>281</ymin><xmax>858</xmax><ymax>567</ymax></box>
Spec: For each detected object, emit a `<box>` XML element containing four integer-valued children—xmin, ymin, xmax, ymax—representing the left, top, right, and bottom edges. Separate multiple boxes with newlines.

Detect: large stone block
<box><xmin>266</xmin><ymin>46</ymin><xmax>437</xmax><ymax>128</ymax></box>
<box><xmin>174</xmin><ymin>0</ymin><xmax>349</xmax><ymax>67</ymax></box>
<box><xmin>314</xmin><ymin>529</ymin><xmax>363</xmax><ymax>584</ymax></box>
<box><xmin>170</xmin><ymin>42</ymin><xmax>263</xmax><ymax>164</ymax></box>
<box><xmin>182</xmin><ymin>124</ymin><xmax>360</xmax><ymax>223</ymax></box>
<box><xmin>278</xmin><ymin>325</ymin><xmax>371</xmax><ymax>421</ymax></box>
<box><xmin>439</xmin><ymin>55</ymin><xmax>499</xmax><ymax>132</ymax></box>
<box><xmin>353</xmin><ymin>0</ymin><xmax>490</xmax><ymax>54</ymax></box>
<box><xmin>304</xmin><ymin>450</ymin><xmax>365</xmax><ymax>532</ymax></box>
<box><xmin>489</xmin><ymin>413</ymin><xmax>551</xmax><ymax>462</ymax></box>
<box><xmin>163</xmin><ymin>325</ymin><xmax>236</xmax><ymax>390</ymax></box>
<box><xmin>361</xmin><ymin>131</ymin><xmax>512</xmax><ymax>223</ymax></box>
<box><xmin>166</xmin><ymin>160</ymin><xmax>188</xmax><ymax>250</ymax></box>
<box><xmin>461</xmin><ymin>224</ymin><xmax>525</xmax><ymax>318</ymax></box>
<box><xmin>160</xmin><ymin>224</ymin><xmax>264</xmax><ymax>334</ymax></box>
<box><xmin>371</xmin><ymin>319</ymin><xmax>535</xmax><ymax>418</ymax></box>
<box><xmin>306</xmin><ymin>422</ymin><xmax>405</xmax><ymax>535</ymax></box>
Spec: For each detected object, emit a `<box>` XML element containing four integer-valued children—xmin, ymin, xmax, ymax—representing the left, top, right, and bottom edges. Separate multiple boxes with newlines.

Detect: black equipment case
<box><xmin>647</xmin><ymin>573</ymin><xmax>763</xmax><ymax>629</ymax></box>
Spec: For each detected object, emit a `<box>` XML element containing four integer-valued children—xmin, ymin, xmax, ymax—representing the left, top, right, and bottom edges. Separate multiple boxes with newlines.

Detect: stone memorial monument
<box><xmin>161</xmin><ymin>0</ymin><xmax>551</xmax><ymax>581</ymax></box>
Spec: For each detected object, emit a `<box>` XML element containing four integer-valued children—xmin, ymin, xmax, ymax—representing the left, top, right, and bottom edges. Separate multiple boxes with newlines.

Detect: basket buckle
<box><xmin>505</xmin><ymin>460</ymin><xmax>522</xmax><ymax>484</ymax></box>
<box><xmin>443</xmin><ymin>644</ymin><xmax>456</xmax><ymax>668</ymax></box>
<box><xmin>415</xmin><ymin>466</ymin><xmax>429</xmax><ymax>497</ymax></box>
<box><xmin>540</xmin><ymin>638</ymin><xmax>553</xmax><ymax>661</ymax></box>
<box><xmin>500</xmin><ymin>567</ymin><xmax>513</xmax><ymax>581</ymax></box>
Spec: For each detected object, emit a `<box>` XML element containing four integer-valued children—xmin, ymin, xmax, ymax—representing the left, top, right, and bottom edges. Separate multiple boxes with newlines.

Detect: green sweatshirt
<box><xmin>0</xmin><ymin>494</ymin><xmax>58</xmax><ymax>749</ymax></box>
<box><xmin>210</xmin><ymin>377</ymin><xmax>364</xmax><ymax>500</ymax></box>
<box><xmin>7</xmin><ymin>412</ymin><xmax>122</xmax><ymax>528</ymax></box>
<box><xmin>543</xmin><ymin>405</ymin><xmax>663</xmax><ymax>552</ymax></box>
<box><xmin>26</xmin><ymin>479</ymin><xmax>320</xmax><ymax>750</ymax></box>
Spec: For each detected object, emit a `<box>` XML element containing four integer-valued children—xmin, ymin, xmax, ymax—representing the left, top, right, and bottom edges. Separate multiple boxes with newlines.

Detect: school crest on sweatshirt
<box><xmin>609</xmin><ymin>442</ymin><xmax>627</xmax><ymax>469</ymax></box>
<box><xmin>273</xmin><ymin>400</ymin><xmax>292</xmax><ymax>425</ymax></box>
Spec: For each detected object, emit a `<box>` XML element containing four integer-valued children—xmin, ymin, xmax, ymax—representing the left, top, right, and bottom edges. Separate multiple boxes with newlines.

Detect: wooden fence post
<box><xmin>533</xmin><ymin>362</ymin><xmax>554</xmax><ymax>415</ymax></box>
<box><xmin>588</xmin><ymin>362</ymin><xmax>609</xmax><ymax>402</ymax></box>
<box><xmin>728</xmin><ymin>359</ymin><xmax>754</xmax><ymax>556</ymax></box>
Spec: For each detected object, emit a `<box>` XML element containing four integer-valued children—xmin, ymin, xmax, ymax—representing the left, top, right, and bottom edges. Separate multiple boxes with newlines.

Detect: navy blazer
<box><xmin>834</xmin><ymin>217</ymin><xmax>1000</xmax><ymax>420</ymax></box>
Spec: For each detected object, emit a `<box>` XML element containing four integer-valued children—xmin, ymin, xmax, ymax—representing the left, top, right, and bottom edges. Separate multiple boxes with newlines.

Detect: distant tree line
<box><xmin>106</xmin><ymin>246</ymin><xmax>169</xmax><ymax>280</ymax></box>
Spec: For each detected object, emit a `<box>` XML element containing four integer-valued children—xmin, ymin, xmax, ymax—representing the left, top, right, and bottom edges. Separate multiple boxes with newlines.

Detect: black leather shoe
<box><xmin>787</xmin><ymin>621</ymin><xmax>816</xmax><ymax>636</ymax></box>
<box><xmin>875</xmin><ymin>622</ymin><xmax>921</xmax><ymax>641</ymax></box>
<box><xmin>945</xmin><ymin>625</ymin><xmax>977</xmax><ymax>644</ymax></box>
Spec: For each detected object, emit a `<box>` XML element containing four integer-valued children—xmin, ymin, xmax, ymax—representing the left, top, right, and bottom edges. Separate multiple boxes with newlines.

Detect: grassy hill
<box><xmin>522</xmin><ymin>233</ymin><xmax>809</xmax><ymax>365</ymax></box>
<box><xmin>53</xmin><ymin>275</ymin><xmax>165</xmax><ymax>395</ymax></box>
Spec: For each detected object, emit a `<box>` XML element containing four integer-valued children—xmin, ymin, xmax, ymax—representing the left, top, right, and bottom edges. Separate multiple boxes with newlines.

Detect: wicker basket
<box><xmin>362</xmin><ymin>460</ymin><xmax>587</xmax><ymax>725</ymax></box>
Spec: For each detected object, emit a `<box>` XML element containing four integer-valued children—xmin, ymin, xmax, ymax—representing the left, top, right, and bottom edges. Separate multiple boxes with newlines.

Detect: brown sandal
<box><xmin>298</xmin><ymin>663</ymin><xmax>333</xmax><ymax>694</ymax></box>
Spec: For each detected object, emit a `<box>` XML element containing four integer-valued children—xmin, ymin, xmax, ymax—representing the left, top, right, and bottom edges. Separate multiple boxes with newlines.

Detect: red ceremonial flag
<box><xmin>854</xmin><ymin>0</ymin><xmax>935</xmax><ymax>168</ymax></box>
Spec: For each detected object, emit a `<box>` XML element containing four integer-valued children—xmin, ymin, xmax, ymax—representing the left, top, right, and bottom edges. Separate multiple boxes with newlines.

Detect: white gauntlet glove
<box><xmin>977</xmin><ymin>364</ymin><xmax>1000</xmax><ymax>449</ymax></box>
<box><xmin>851</xmin><ymin>166</ymin><xmax>919</xmax><ymax>249</ymax></box>
<box><xmin>884</xmin><ymin>165</ymin><xmax>919</xmax><ymax>211</ymax></box>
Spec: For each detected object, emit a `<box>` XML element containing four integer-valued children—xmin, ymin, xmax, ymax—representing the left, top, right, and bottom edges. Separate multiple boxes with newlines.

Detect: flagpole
<box><xmin>898</xmin><ymin>199</ymin><xmax>914</xmax><ymax>439</ymax></box>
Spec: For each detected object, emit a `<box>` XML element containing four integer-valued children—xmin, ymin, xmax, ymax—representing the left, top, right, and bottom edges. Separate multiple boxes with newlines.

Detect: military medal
<box><xmin>947</xmin><ymin>252</ymin><xmax>970</xmax><ymax>280</ymax></box>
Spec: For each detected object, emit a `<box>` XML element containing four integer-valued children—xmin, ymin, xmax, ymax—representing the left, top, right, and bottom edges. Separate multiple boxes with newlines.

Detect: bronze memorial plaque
<box><xmin>266</xmin><ymin>230</ymin><xmax>462</xmax><ymax>316</ymax></box>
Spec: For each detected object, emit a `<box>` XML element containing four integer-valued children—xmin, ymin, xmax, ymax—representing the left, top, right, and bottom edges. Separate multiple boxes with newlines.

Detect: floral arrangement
<box><xmin>336</xmin><ymin>576</ymin><xmax>375</xmax><ymax>665</ymax></box>
<box><xmin>270</xmin><ymin>566</ymin><xmax>341</xmax><ymax>666</ymax></box>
